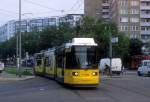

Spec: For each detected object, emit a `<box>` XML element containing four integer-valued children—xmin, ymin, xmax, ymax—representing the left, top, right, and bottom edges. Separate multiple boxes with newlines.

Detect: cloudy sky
<box><xmin>0</xmin><ymin>0</ymin><xmax>84</xmax><ymax>25</ymax></box>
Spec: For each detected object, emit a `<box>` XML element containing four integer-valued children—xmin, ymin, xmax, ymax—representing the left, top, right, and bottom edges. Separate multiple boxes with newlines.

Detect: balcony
<box><xmin>141</xmin><ymin>22</ymin><xmax>150</xmax><ymax>26</ymax></box>
<box><xmin>102</xmin><ymin>15</ymin><xmax>110</xmax><ymax>19</ymax></box>
<box><xmin>102</xmin><ymin>9</ymin><xmax>109</xmax><ymax>12</ymax></box>
<box><xmin>140</xmin><ymin>5</ymin><xmax>150</xmax><ymax>10</ymax></box>
<box><xmin>140</xmin><ymin>14</ymin><xmax>150</xmax><ymax>18</ymax></box>
<box><xmin>141</xmin><ymin>30</ymin><xmax>150</xmax><ymax>35</ymax></box>
<box><xmin>141</xmin><ymin>0</ymin><xmax>150</xmax><ymax>2</ymax></box>
<box><xmin>102</xmin><ymin>3</ymin><xmax>110</xmax><ymax>7</ymax></box>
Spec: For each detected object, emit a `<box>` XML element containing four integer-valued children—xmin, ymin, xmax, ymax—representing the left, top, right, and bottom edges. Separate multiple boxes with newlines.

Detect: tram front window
<box><xmin>66</xmin><ymin>46</ymin><xmax>97</xmax><ymax>69</ymax></box>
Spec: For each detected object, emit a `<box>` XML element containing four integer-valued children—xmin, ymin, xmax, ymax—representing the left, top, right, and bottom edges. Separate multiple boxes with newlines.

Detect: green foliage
<box><xmin>4</xmin><ymin>67</ymin><xmax>16</xmax><ymax>74</ymax></box>
<box><xmin>129</xmin><ymin>38</ymin><xmax>142</xmax><ymax>56</ymax></box>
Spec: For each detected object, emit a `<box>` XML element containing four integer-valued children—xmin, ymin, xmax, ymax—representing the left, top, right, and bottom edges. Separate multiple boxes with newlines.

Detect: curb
<box><xmin>0</xmin><ymin>76</ymin><xmax>35</xmax><ymax>81</ymax></box>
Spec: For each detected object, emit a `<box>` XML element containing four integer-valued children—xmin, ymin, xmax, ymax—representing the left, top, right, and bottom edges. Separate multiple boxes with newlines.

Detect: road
<box><xmin>0</xmin><ymin>71</ymin><xmax>150</xmax><ymax>102</ymax></box>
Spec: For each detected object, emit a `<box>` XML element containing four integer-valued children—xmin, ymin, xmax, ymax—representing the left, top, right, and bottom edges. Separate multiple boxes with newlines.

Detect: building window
<box><xmin>136</xmin><ymin>26</ymin><xmax>139</xmax><ymax>31</ymax></box>
<box><xmin>130</xmin><ymin>9</ymin><xmax>139</xmax><ymax>14</ymax></box>
<box><xmin>103</xmin><ymin>0</ymin><xmax>109</xmax><ymax>3</ymax></box>
<box><xmin>120</xmin><ymin>9</ymin><xmax>128</xmax><ymax>14</ymax></box>
<box><xmin>130</xmin><ymin>33</ymin><xmax>137</xmax><ymax>39</ymax></box>
<box><xmin>130</xmin><ymin>17</ymin><xmax>139</xmax><ymax>22</ymax></box>
<box><xmin>131</xmin><ymin>26</ymin><xmax>139</xmax><ymax>31</ymax></box>
<box><xmin>120</xmin><ymin>0</ymin><xmax>127</xmax><ymax>6</ymax></box>
<box><xmin>131</xmin><ymin>1</ymin><xmax>139</xmax><ymax>6</ymax></box>
<box><xmin>120</xmin><ymin>17</ymin><xmax>128</xmax><ymax>22</ymax></box>
<box><xmin>120</xmin><ymin>26</ymin><xmax>128</xmax><ymax>31</ymax></box>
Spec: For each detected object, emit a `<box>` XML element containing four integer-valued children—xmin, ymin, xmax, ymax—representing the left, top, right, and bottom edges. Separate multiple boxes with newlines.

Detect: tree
<box><xmin>129</xmin><ymin>38</ymin><xmax>142</xmax><ymax>56</ymax></box>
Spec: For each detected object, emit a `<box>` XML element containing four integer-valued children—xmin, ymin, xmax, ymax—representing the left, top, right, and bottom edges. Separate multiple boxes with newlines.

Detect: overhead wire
<box><xmin>68</xmin><ymin>0</ymin><xmax>81</xmax><ymax>12</ymax></box>
<box><xmin>0</xmin><ymin>0</ymin><xmax>84</xmax><ymax>25</ymax></box>
<box><xmin>23</xmin><ymin>0</ymin><xmax>62</xmax><ymax>12</ymax></box>
<box><xmin>0</xmin><ymin>8</ymin><xmax>18</xmax><ymax>15</ymax></box>
<box><xmin>68</xmin><ymin>0</ymin><xmax>84</xmax><ymax>14</ymax></box>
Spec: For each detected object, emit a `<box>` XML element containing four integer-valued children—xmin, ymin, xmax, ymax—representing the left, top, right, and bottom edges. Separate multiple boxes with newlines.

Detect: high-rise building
<box><xmin>111</xmin><ymin>0</ymin><xmax>141</xmax><ymax>39</ymax></box>
<box><xmin>84</xmin><ymin>0</ymin><xmax>111</xmax><ymax>21</ymax></box>
<box><xmin>140</xmin><ymin>0</ymin><xmax>150</xmax><ymax>43</ymax></box>
<box><xmin>84</xmin><ymin>0</ymin><xmax>142</xmax><ymax>39</ymax></box>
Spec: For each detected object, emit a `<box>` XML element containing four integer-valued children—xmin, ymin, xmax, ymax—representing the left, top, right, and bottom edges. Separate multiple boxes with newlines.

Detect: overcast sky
<box><xmin>0</xmin><ymin>0</ymin><xmax>84</xmax><ymax>25</ymax></box>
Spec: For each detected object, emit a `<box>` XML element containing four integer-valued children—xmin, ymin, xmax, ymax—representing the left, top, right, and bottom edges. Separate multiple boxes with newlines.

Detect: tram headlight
<box><xmin>72</xmin><ymin>72</ymin><xmax>79</xmax><ymax>76</ymax></box>
<box><xmin>92</xmin><ymin>72</ymin><xmax>98</xmax><ymax>76</ymax></box>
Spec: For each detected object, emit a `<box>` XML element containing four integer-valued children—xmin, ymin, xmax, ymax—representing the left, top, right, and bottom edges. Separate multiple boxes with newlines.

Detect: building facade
<box><xmin>140</xmin><ymin>0</ymin><xmax>150</xmax><ymax>43</ymax></box>
<box><xmin>0</xmin><ymin>14</ymin><xmax>83</xmax><ymax>42</ymax></box>
<box><xmin>111</xmin><ymin>0</ymin><xmax>141</xmax><ymax>39</ymax></box>
<box><xmin>84</xmin><ymin>0</ymin><xmax>144</xmax><ymax>39</ymax></box>
<box><xmin>0</xmin><ymin>20</ymin><xmax>15</xmax><ymax>42</ymax></box>
<box><xmin>84</xmin><ymin>0</ymin><xmax>111</xmax><ymax>21</ymax></box>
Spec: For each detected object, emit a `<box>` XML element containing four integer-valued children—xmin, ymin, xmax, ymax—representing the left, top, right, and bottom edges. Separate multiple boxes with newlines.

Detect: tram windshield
<box><xmin>66</xmin><ymin>46</ymin><xmax>97</xmax><ymax>69</ymax></box>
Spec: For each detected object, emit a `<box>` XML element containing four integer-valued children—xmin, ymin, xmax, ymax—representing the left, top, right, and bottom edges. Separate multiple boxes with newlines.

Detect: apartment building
<box><xmin>111</xmin><ymin>0</ymin><xmax>140</xmax><ymax>39</ymax></box>
<box><xmin>0</xmin><ymin>14</ymin><xmax>83</xmax><ymax>42</ymax></box>
<box><xmin>84</xmin><ymin>0</ymin><xmax>111</xmax><ymax>21</ymax></box>
<box><xmin>0</xmin><ymin>20</ymin><xmax>15</xmax><ymax>42</ymax></box>
<box><xmin>59</xmin><ymin>14</ymin><xmax>83</xmax><ymax>27</ymax></box>
<box><xmin>140</xmin><ymin>0</ymin><xmax>150</xmax><ymax>43</ymax></box>
<box><xmin>84</xmin><ymin>0</ymin><xmax>145</xmax><ymax>39</ymax></box>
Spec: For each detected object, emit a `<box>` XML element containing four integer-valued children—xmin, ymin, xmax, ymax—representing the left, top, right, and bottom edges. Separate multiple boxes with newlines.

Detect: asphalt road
<box><xmin>0</xmin><ymin>71</ymin><xmax>150</xmax><ymax>102</ymax></box>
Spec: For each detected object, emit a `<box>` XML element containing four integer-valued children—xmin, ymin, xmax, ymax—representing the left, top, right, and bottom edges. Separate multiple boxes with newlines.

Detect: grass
<box><xmin>4</xmin><ymin>67</ymin><xmax>16</xmax><ymax>74</ymax></box>
<box><xmin>4</xmin><ymin>67</ymin><xmax>33</xmax><ymax>75</ymax></box>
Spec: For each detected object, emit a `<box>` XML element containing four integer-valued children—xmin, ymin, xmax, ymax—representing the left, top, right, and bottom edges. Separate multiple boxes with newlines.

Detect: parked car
<box><xmin>98</xmin><ymin>58</ymin><xmax>122</xmax><ymax>75</ymax></box>
<box><xmin>0</xmin><ymin>62</ymin><xmax>4</xmax><ymax>73</ymax></box>
<box><xmin>137</xmin><ymin>60</ymin><xmax>150</xmax><ymax>76</ymax></box>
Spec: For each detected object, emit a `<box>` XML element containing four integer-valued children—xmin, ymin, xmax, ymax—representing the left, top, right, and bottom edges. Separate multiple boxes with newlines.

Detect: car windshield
<box><xmin>143</xmin><ymin>61</ymin><xmax>150</xmax><ymax>67</ymax></box>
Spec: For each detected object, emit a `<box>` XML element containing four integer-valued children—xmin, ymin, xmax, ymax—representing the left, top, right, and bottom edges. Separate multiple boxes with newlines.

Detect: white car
<box><xmin>0</xmin><ymin>62</ymin><xmax>4</xmax><ymax>73</ymax></box>
<box><xmin>138</xmin><ymin>60</ymin><xmax>150</xmax><ymax>76</ymax></box>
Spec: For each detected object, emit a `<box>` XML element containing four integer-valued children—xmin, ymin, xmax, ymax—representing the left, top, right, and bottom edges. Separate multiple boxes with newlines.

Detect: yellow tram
<box><xmin>34</xmin><ymin>38</ymin><xmax>100</xmax><ymax>87</ymax></box>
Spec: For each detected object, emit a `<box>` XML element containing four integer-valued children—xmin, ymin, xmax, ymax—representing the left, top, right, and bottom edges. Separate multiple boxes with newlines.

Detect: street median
<box><xmin>0</xmin><ymin>67</ymin><xmax>35</xmax><ymax>81</ymax></box>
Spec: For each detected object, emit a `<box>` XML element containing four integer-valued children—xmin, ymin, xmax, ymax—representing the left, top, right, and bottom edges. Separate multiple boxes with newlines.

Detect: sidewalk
<box><xmin>0</xmin><ymin>72</ymin><xmax>35</xmax><ymax>81</ymax></box>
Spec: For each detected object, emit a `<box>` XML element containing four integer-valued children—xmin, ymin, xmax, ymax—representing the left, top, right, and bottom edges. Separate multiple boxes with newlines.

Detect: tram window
<box><xmin>45</xmin><ymin>57</ymin><xmax>50</xmax><ymax>67</ymax></box>
<box><xmin>66</xmin><ymin>51</ymin><xmax>78</xmax><ymax>68</ymax></box>
<box><xmin>37</xmin><ymin>59</ymin><xmax>42</xmax><ymax>66</ymax></box>
<box><xmin>66</xmin><ymin>46</ymin><xmax>97</xmax><ymax>69</ymax></box>
<box><xmin>87</xmin><ymin>48</ymin><xmax>96</xmax><ymax>65</ymax></box>
<box><xmin>56</xmin><ymin>54</ymin><xmax>64</xmax><ymax>68</ymax></box>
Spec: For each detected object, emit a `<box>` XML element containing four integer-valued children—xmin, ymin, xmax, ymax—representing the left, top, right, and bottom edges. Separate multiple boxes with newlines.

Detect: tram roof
<box><xmin>65</xmin><ymin>38</ymin><xmax>97</xmax><ymax>48</ymax></box>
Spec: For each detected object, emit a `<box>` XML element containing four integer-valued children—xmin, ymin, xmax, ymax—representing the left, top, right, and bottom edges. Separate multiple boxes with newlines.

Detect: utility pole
<box><xmin>109</xmin><ymin>26</ymin><xmax>112</xmax><ymax>76</ymax></box>
<box><xmin>18</xmin><ymin>0</ymin><xmax>22</xmax><ymax>77</ymax></box>
<box><xmin>16</xmin><ymin>32</ymin><xmax>19</xmax><ymax>75</ymax></box>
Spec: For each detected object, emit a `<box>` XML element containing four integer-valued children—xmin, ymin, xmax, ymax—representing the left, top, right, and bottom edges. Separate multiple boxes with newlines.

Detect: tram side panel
<box><xmin>34</xmin><ymin>58</ymin><xmax>45</xmax><ymax>75</ymax></box>
<box><xmin>55</xmin><ymin>50</ymin><xmax>65</xmax><ymax>83</ymax></box>
<box><xmin>44</xmin><ymin>55</ymin><xmax>55</xmax><ymax>78</ymax></box>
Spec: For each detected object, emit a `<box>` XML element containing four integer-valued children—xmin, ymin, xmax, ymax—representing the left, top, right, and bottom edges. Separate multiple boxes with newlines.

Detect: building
<box><xmin>14</xmin><ymin>17</ymin><xmax>58</xmax><ymax>33</ymax></box>
<box><xmin>140</xmin><ymin>0</ymin><xmax>150</xmax><ymax>43</ymax></box>
<box><xmin>84</xmin><ymin>0</ymin><xmax>143</xmax><ymax>39</ymax></box>
<box><xmin>0</xmin><ymin>14</ymin><xmax>83</xmax><ymax>42</ymax></box>
<box><xmin>111</xmin><ymin>0</ymin><xmax>141</xmax><ymax>39</ymax></box>
<box><xmin>0</xmin><ymin>20</ymin><xmax>15</xmax><ymax>42</ymax></box>
<box><xmin>59</xmin><ymin>14</ymin><xmax>83</xmax><ymax>27</ymax></box>
<box><xmin>84</xmin><ymin>0</ymin><xmax>111</xmax><ymax>21</ymax></box>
